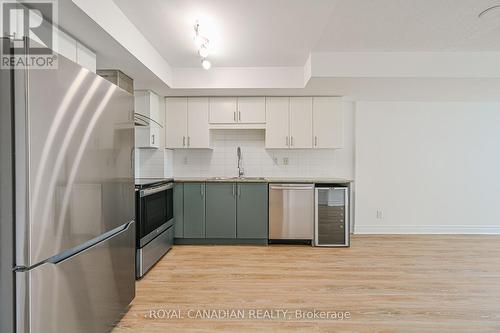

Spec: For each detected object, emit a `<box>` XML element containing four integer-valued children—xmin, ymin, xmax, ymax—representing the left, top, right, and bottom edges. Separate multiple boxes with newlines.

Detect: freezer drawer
<box><xmin>269</xmin><ymin>184</ymin><xmax>314</xmax><ymax>240</ymax></box>
<box><xmin>16</xmin><ymin>222</ymin><xmax>136</xmax><ymax>333</ymax></box>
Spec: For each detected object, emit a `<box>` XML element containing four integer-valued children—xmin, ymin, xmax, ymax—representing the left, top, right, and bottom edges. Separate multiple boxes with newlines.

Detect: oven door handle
<box><xmin>140</xmin><ymin>183</ymin><xmax>174</xmax><ymax>197</ymax></box>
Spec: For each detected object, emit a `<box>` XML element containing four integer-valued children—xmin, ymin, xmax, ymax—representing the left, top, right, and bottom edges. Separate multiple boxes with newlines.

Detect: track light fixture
<box><xmin>194</xmin><ymin>22</ymin><xmax>211</xmax><ymax>69</ymax></box>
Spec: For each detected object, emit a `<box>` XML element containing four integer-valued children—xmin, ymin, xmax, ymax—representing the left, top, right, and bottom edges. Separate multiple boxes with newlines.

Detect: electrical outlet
<box><xmin>183</xmin><ymin>156</ymin><xmax>188</xmax><ymax>165</ymax></box>
<box><xmin>376</xmin><ymin>210</ymin><xmax>383</xmax><ymax>219</ymax></box>
<box><xmin>283</xmin><ymin>157</ymin><xmax>289</xmax><ymax>165</ymax></box>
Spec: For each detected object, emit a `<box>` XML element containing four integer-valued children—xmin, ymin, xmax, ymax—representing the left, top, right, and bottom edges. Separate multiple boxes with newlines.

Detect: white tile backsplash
<box><xmin>173</xmin><ymin>129</ymin><xmax>342</xmax><ymax>178</ymax></box>
<box><xmin>135</xmin><ymin>148</ymin><xmax>165</xmax><ymax>178</ymax></box>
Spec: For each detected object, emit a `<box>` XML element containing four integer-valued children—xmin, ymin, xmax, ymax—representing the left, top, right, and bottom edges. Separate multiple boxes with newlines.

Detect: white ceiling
<box><xmin>115</xmin><ymin>0</ymin><xmax>500</xmax><ymax>68</ymax></box>
<box><xmin>114</xmin><ymin>0</ymin><xmax>336</xmax><ymax>67</ymax></box>
<box><xmin>315</xmin><ymin>0</ymin><xmax>500</xmax><ymax>52</ymax></box>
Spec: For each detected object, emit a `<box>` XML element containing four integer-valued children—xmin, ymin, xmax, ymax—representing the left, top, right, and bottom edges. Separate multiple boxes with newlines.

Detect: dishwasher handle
<box><xmin>270</xmin><ymin>185</ymin><xmax>314</xmax><ymax>191</ymax></box>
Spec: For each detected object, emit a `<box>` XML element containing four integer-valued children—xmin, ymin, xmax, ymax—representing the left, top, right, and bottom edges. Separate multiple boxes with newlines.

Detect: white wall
<box><xmin>355</xmin><ymin>102</ymin><xmax>500</xmax><ymax>234</ymax></box>
<box><xmin>172</xmin><ymin>103</ymin><xmax>354</xmax><ymax>179</ymax></box>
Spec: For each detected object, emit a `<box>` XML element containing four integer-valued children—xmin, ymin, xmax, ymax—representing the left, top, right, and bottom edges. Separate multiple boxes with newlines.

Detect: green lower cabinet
<box><xmin>205</xmin><ymin>183</ymin><xmax>237</xmax><ymax>238</ymax></box>
<box><xmin>173</xmin><ymin>183</ymin><xmax>184</xmax><ymax>238</ymax></box>
<box><xmin>174</xmin><ymin>181</ymin><xmax>268</xmax><ymax>244</ymax></box>
<box><xmin>237</xmin><ymin>183</ymin><xmax>268</xmax><ymax>239</ymax></box>
<box><xmin>183</xmin><ymin>183</ymin><xmax>206</xmax><ymax>238</ymax></box>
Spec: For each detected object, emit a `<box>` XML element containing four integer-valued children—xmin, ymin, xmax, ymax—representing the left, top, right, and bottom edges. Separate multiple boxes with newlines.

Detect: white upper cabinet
<box><xmin>135</xmin><ymin>91</ymin><xmax>162</xmax><ymax>149</ymax></box>
<box><xmin>165</xmin><ymin>97</ymin><xmax>210</xmax><ymax>149</ymax></box>
<box><xmin>237</xmin><ymin>97</ymin><xmax>265</xmax><ymax>123</ymax></box>
<box><xmin>187</xmin><ymin>97</ymin><xmax>210</xmax><ymax>148</ymax></box>
<box><xmin>209</xmin><ymin>97</ymin><xmax>237</xmax><ymax>123</ymax></box>
<box><xmin>134</xmin><ymin>91</ymin><xmax>160</xmax><ymax>124</ymax></box>
<box><xmin>209</xmin><ymin>97</ymin><xmax>265</xmax><ymax>124</ymax></box>
<box><xmin>135</xmin><ymin>125</ymin><xmax>160</xmax><ymax>149</ymax></box>
<box><xmin>312</xmin><ymin>97</ymin><xmax>344</xmax><ymax>149</ymax></box>
<box><xmin>53</xmin><ymin>27</ymin><xmax>96</xmax><ymax>72</ymax></box>
<box><xmin>165</xmin><ymin>97</ymin><xmax>188</xmax><ymax>148</ymax></box>
<box><xmin>290</xmin><ymin>97</ymin><xmax>313</xmax><ymax>149</ymax></box>
<box><xmin>164</xmin><ymin>95</ymin><xmax>343</xmax><ymax>150</ymax></box>
<box><xmin>76</xmin><ymin>42</ymin><xmax>96</xmax><ymax>73</ymax></box>
<box><xmin>265</xmin><ymin>97</ymin><xmax>290</xmax><ymax>149</ymax></box>
<box><xmin>56</xmin><ymin>28</ymin><xmax>77</xmax><ymax>62</ymax></box>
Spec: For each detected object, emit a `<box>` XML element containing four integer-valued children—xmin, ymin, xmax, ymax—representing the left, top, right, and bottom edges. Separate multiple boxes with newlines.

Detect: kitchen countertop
<box><xmin>266</xmin><ymin>177</ymin><xmax>352</xmax><ymax>184</ymax></box>
<box><xmin>173</xmin><ymin>177</ymin><xmax>268</xmax><ymax>183</ymax></box>
<box><xmin>173</xmin><ymin>177</ymin><xmax>352</xmax><ymax>184</ymax></box>
<box><xmin>135</xmin><ymin>178</ymin><xmax>174</xmax><ymax>187</ymax></box>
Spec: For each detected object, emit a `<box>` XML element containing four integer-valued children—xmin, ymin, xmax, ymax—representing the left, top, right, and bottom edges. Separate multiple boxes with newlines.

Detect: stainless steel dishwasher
<box><xmin>268</xmin><ymin>183</ymin><xmax>314</xmax><ymax>243</ymax></box>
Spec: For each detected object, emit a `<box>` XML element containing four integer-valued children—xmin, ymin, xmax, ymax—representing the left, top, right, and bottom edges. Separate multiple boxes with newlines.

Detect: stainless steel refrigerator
<box><xmin>1</xmin><ymin>38</ymin><xmax>136</xmax><ymax>333</ymax></box>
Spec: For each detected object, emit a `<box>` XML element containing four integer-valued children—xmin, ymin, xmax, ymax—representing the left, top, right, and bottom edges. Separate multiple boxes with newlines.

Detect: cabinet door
<box><xmin>183</xmin><ymin>183</ymin><xmax>205</xmax><ymax>238</ymax></box>
<box><xmin>205</xmin><ymin>183</ymin><xmax>237</xmax><ymax>238</ymax></box>
<box><xmin>135</xmin><ymin>125</ymin><xmax>159</xmax><ymax>149</ymax></box>
<box><xmin>134</xmin><ymin>127</ymin><xmax>149</xmax><ymax>148</ymax></box>
<box><xmin>313</xmin><ymin>97</ymin><xmax>344</xmax><ymax>149</ymax></box>
<box><xmin>149</xmin><ymin>92</ymin><xmax>160</xmax><ymax>124</ymax></box>
<box><xmin>265</xmin><ymin>97</ymin><xmax>290</xmax><ymax>149</ymax></box>
<box><xmin>237</xmin><ymin>97</ymin><xmax>265</xmax><ymax>123</ymax></box>
<box><xmin>290</xmin><ymin>97</ymin><xmax>313</xmax><ymax>149</ymax></box>
<box><xmin>56</xmin><ymin>28</ymin><xmax>77</xmax><ymax>62</ymax></box>
<box><xmin>209</xmin><ymin>97</ymin><xmax>237</xmax><ymax>123</ymax></box>
<box><xmin>165</xmin><ymin>97</ymin><xmax>188</xmax><ymax>148</ymax></box>
<box><xmin>134</xmin><ymin>91</ymin><xmax>160</xmax><ymax>124</ymax></box>
<box><xmin>150</xmin><ymin>125</ymin><xmax>160</xmax><ymax>148</ymax></box>
<box><xmin>76</xmin><ymin>42</ymin><xmax>96</xmax><ymax>73</ymax></box>
<box><xmin>187</xmin><ymin>97</ymin><xmax>210</xmax><ymax>148</ymax></box>
<box><xmin>173</xmin><ymin>183</ymin><xmax>184</xmax><ymax>238</ymax></box>
<box><xmin>237</xmin><ymin>184</ymin><xmax>268</xmax><ymax>239</ymax></box>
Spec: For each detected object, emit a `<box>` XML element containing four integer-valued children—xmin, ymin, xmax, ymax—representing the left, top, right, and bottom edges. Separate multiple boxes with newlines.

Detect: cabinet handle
<box><xmin>232</xmin><ymin>184</ymin><xmax>236</xmax><ymax>197</ymax></box>
<box><xmin>237</xmin><ymin>184</ymin><xmax>241</xmax><ymax>197</ymax></box>
<box><xmin>200</xmin><ymin>184</ymin><xmax>204</xmax><ymax>197</ymax></box>
<box><xmin>314</xmin><ymin>136</ymin><xmax>318</xmax><ymax>147</ymax></box>
<box><xmin>285</xmin><ymin>136</ymin><xmax>289</xmax><ymax>147</ymax></box>
<box><xmin>187</xmin><ymin>136</ymin><xmax>190</xmax><ymax>147</ymax></box>
<box><xmin>152</xmin><ymin>134</ymin><xmax>155</xmax><ymax>145</ymax></box>
<box><xmin>291</xmin><ymin>136</ymin><xmax>294</xmax><ymax>147</ymax></box>
<box><xmin>130</xmin><ymin>147</ymin><xmax>134</xmax><ymax>170</ymax></box>
<box><xmin>233</xmin><ymin>111</ymin><xmax>236</xmax><ymax>122</ymax></box>
<box><xmin>183</xmin><ymin>136</ymin><xmax>186</xmax><ymax>147</ymax></box>
<box><xmin>238</xmin><ymin>111</ymin><xmax>241</xmax><ymax>121</ymax></box>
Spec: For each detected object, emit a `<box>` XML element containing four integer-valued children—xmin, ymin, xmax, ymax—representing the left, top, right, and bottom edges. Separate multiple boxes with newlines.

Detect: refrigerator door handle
<box><xmin>48</xmin><ymin>221</ymin><xmax>134</xmax><ymax>265</ymax></box>
<box><xmin>16</xmin><ymin>221</ymin><xmax>135</xmax><ymax>270</ymax></box>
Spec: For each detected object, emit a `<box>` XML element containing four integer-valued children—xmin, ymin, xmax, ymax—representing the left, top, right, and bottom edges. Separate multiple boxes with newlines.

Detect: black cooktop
<box><xmin>134</xmin><ymin>178</ymin><xmax>174</xmax><ymax>188</ymax></box>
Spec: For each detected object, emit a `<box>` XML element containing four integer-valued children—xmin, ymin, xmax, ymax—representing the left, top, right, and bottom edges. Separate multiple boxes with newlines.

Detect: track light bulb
<box><xmin>201</xmin><ymin>58</ymin><xmax>211</xmax><ymax>70</ymax></box>
<box><xmin>198</xmin><ymin>44</ymin><xmax>209</xmax><ymax>58</ymax></box>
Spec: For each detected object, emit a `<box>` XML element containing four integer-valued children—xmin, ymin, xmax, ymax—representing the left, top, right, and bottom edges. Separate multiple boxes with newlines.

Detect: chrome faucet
<box><xmin>237</xmin><ymin>146</ymin><xmax>244</xmax><ymax>177</ymax></box>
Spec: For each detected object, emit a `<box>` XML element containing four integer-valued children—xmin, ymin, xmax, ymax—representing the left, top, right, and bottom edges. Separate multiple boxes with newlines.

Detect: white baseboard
<box><xmin>354</xmin><ymin>225</ymin><xmax>500</xmax><ymax>235</ymax></box>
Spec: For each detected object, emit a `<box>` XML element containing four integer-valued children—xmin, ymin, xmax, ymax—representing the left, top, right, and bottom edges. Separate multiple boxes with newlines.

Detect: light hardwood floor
<box><xmin>113</xmin><ymin>235</ymin><xmax>500</xmax><ymax>333</ymax></box>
